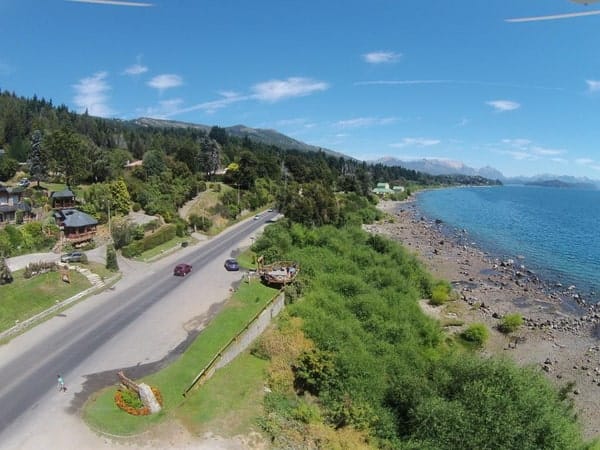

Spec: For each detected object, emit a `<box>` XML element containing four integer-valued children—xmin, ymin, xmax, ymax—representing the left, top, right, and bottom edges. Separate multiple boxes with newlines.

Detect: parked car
<box><xmin>173</xmin><ymin>263</ymin><xmax>192</xmax><ymax>276</ymax></box>
<box><xmin>18</xmin><ymin>178</ymin><xmax>30</xmax><ymax>187</ymax></box>
<box><xmin>60</xmin><ymin>251</ymin><xmax>85</xmax><ymax>263</ymax></box>
<box><xmin>224</xmin><ymin>258</ymin><xmax>239</xmax><ymax>271</ymax></box>
<box><xmin>253</xmin><ymin>215</ymin><xmax>260</xmax><ymax>220</ymax></box>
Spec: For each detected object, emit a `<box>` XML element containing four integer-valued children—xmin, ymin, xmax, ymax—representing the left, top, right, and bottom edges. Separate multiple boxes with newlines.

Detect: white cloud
<box><xmin>67</xmin><ymin>0</ymin><xmax>153</xmax><ymax>7</ymax></box>
<box><xmin>586</xmin><ymin>80</ymin><xmax>600</xmax><ymax>93</ymax></box>
<box><xmin>576</xmin><ymin>158</ymin><xmax>595</xmax><ymax>165</ymax></box>
<box><xmin>456</xmin><ymin>118</ymin><xmax>470</xmax><ymax>127</ymax></box>
<box><xmin>73</xmin><ymin>71</ymin><xmax>113</xmax><ymax>117</ymax></box>
<box><xmin>252</xmin><ymin>77</ymin><xmax>328</xmax><ymax>102</ymax></box>
<box><xmin>502</xmin><ymin>138</ymin><xmax>532</xmax><ymax>148</ymax></box>
<box><xmin>362</xmin><ymin>51</ymin><xmax>402</xmax><ymax>64</ymax></box>
<box><xmin>390</xmin><ymin>138</ymin><xmax>441</xmax><ymax>148</ymax></box>
<box><xmin>486</xmin><ymin>100</ymin><xmax>520</xmax><ymax>112</ymax></box>
<box><xmin>496</xmin><ymin>139</ymin><xmax>565</xmax><ymax>162</ymax></box>
<box><xmin>531</xmin><ymin>146</ymin><xmax>563</xmax><ymax>156</ymax></box>
<box><xmin>140</xmin><ymin>98</ymin><xmax>184</xmax><ymax>118</ymax></box>
<box><xmin>335</xmin><ymin>117</ymin><xmax>397</xmax><ymax>128</ymax></box>
<box><xmin>123</xmin><ymin>63</ymin><xmax>148</xmax><ymax>75</ymax></box>
<box><xmin>147</xmin><ymin>74</ymin><xmax>183</xmax><ymax>91</ymax></box>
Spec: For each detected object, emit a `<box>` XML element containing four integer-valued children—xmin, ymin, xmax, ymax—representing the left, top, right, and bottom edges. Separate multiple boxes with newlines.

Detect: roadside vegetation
<box><xmin>248</xmin><ymin>217</ymin><xmax>588</xmax><ymax>449</ymax></box>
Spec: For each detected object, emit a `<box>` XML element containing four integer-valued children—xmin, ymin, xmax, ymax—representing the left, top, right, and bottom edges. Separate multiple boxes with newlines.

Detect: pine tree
<box><xmin>29</xmin><ymin>130</ymin><xmax>48</xmax><ymax>188</ymax></box>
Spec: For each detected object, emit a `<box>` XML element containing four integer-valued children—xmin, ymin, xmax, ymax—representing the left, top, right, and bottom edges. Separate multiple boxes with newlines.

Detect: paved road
<box><xmin>0</xmin><ymin>212</ymin><xmax>278</xmax><ymax>447</ymax></box>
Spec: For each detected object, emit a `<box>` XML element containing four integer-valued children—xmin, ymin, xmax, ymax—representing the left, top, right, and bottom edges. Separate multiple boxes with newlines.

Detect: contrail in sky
<box><xmin>506</xmin><ymin>10</ymin><xmax>600</xmax><ymax>23</ymax></box>
<box><xmin>67</xmin><ymin>0</ymin><xmax>153</xmax><ymax>7</ymax></box>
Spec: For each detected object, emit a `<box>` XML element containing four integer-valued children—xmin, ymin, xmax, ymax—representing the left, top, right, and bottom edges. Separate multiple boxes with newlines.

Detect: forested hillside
<box><xmin>0</xmin><ymin>90</ymin><xmax>498</xmax><ymax>198</ymax></box>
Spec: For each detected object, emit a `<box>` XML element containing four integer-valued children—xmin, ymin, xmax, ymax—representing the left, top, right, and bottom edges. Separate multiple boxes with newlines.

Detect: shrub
<box><xmin>121</xmin><ymin>224</ymin><xmax>176</xmax><ymax>258</ymax></box>
<box><xmin>430</xmin><ymin>280</ymin><xmax>452</xmax><ymax>306</ymax></box>
<box><xmin>23</xmin><ymin>261</ymin><xmax>58</xmax><ymax>279</ymax></box>
<box><xmin>461</xmin><ymin>323</ymin><xmax>489</xmax><ymax>347</ymax></box>
<box><xmin>0</xmin><ymin>257</ymin><xmax>13</xmax><ymax>284</ymax></box>
<box><xmin>106</xmin><ymin>245</ymin><xmax>119</xmax><ymax>272</ymax></box>
<box><xmin>498</xmin><ymin>313</ymin><xmax>524</xmax><ymax>334</ymax></box>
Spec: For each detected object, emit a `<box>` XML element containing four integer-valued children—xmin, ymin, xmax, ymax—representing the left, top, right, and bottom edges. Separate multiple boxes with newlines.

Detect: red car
<box><xmin>174</xmin><ymin>263</ymin><xmax>192</xmax><ymax>276</ymax></box>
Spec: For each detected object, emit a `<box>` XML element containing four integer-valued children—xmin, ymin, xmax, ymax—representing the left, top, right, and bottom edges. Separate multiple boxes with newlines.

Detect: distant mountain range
<box><xmin>132</xmin><ymin>118</ymin><xmax>598</xmax><ymax>189</ymax></box>
<box><xmin>374</xmin><ymin>156</ymin><xmax>600</xmax><ymax>189</ymax></box>
<box><xmin>133</xmin><ymin>117</ymin><xmax>348</xmax><ymax>158</ymax></box>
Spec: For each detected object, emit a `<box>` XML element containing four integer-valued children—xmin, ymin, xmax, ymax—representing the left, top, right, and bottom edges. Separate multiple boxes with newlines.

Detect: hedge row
<box><xmin>121</xmin><ymin>224</ymin><xmax>176</xmax><ymax>258</ymax></box>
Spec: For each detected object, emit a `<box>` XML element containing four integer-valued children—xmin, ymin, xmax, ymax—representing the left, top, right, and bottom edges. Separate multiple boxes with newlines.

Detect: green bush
<box><xmin>430</xmin><ymin>280</ymin><xmax>452</xmax><ymax>305</ymax></box>
<box><xmin>121</xmin><ymin>224</ymin><xmax>176</xmax><ymax>258</ymax></box>
<box><xmin>461</xmin><ymin>323</ymin><xmax>489</xmax><ymax>347</ymax></box>
<box><xmin>498</xmin><ymin>313</ymin><xmax>524</xmax><ymax>334</ymax></box>
<box><xmin>106</xmin><ymin>245</ymin><xmax>119</xmax><ymax>272</ymax></box>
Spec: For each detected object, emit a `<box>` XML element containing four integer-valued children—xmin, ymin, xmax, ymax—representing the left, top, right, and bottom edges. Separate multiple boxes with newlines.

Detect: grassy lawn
<box><xmin>176</xmin><ymin>351</ymin><xmax>268</xmax><ymax>437</ymax></box>
<box><xmin>0</xmin><ymin>269</ymin><xmax>91</xmax><ymax>332</ymax></box>
<box><xmin>83</xmin><ymin>281</ymin><xmax>278</xmax><ymax>436</ymax></box>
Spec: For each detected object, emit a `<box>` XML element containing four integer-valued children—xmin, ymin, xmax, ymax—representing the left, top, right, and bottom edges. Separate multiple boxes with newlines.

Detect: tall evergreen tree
<box><xmin>29</xmin><ymin>129</ymin><xmax>48</xmax><ymax>187</ymax></box>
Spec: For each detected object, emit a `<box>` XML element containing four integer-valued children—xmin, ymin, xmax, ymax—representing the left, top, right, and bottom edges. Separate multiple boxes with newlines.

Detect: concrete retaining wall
<box><xmin>184</xmin><ymin>292</ymin><xmax>285</xmax><ymax>395</ymax></box>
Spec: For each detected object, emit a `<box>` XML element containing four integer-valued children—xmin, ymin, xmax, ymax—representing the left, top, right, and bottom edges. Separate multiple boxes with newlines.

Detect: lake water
<box><xmin>417</xmin><ymin>185</ymin><xmax>600</xmax><ymax>300</ymax></box>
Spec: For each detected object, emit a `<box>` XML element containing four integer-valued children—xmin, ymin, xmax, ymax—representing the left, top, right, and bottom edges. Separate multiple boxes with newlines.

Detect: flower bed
<box><xmin>114</xmin><ymin>387</ymin><xmax>163</xmax><ymax>416</ymax></box>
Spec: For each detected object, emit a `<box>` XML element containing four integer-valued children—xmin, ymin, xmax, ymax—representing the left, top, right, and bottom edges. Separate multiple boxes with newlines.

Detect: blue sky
<box><xmin>2</xmin><ymin>0</ymin><xmax>600</xmax><ymax>178</ymax></box>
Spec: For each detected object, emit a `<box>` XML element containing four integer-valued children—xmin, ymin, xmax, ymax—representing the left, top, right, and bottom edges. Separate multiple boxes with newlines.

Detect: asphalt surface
<box><xmin>0</xmin><ymin>212</ymin><xmax>278</xmax><ymax>443</ymax></box>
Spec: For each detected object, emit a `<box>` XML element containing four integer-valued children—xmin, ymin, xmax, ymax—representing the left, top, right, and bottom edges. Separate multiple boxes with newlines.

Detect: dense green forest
<box><xmin>250</xmin><ymin>198</ymin><xmax>589</xmax><ymax>449</ymax></box>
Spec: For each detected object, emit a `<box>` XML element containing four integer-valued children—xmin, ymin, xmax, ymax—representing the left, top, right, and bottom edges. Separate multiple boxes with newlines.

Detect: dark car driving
<box><xmin>173</xmin><ymin>263</ymin><xmax>192</xmax><ymax>276</ymax></box>
<box><xmin>224</xmin><ymin>259</ymin><xmax>239</xmax><ymax>271</ymax></box>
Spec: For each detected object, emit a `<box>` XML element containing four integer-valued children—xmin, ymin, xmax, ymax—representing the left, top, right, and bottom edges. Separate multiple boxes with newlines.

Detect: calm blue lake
<box><xmin>417</xmin><ymin>185</ymin><xmax>600</xmax><ymax>299</ymax></box>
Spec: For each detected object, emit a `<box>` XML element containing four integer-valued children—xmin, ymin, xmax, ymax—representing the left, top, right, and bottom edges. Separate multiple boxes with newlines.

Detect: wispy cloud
<box><xmin>334</xmin><ymin>117</ymin><xmax>397</xmax><ymax>128</ymax></box>
<box><xmin>73</xmin><ymin>71</ymin><xmax>113</xmax><ymax>117</ymax></box>
<box><xmin>586</xmin><ymin>80</ymin><xmax>600</xmax><ymax>93</ymax></box>
<box><xmin>140</xmin><ymin>98</ymin><xmax>185</xmax><ymax>118</ymax></box>
<box><xmin>252</xmin><ymin>77</ymin><xmax>329</xmax><ymax>102</ymax></box>
<box><xmin>362</xmin><ymin>51</ymin><xmax>402</xmax><ymax>64</ymax></box>
<box><xmin>486</xmin><ymin>100</ymin><xmax>520</xmax><ymax>112</ymax></box>
<box><xmin>575</xmin><ymin>158</ymin><xmax>600</xmax><ymax>172</ymax></box>
<box><xmin>67</xmin><ymin>0</ymin><xmax>153</xmax><ymax>6</ymax></box>
<box><xmin>456</xmin><ymin>118</ymin><xmax>470</xmax><ymax>127</ymax></box>
<box><xmin>124</xmin><ymin>63</ymin><xmax>148</xmax><ymax>76</ymax></box>
<box><xmin>496</xmin><ymin>139</ymin><xmax>565</xmax><ymax>161</ymax></box>
<box><xmin>150</xmin><ymin>76</ymin><xmax>328</xmax><ymax>117</ymax></box>
<box><xmin>147</xmin><ymin>74</ymin><xmax>183</xmax><ymax>91</ymax></box>
<box><xmin>355</xmin><ymin>79</ymin><xmax>562</xmax><ymax>91</ymax></box>
<box><xmin>390</xmin><ymin>137</ymin><xmax>441</xmax><ymax>148</ymax></box>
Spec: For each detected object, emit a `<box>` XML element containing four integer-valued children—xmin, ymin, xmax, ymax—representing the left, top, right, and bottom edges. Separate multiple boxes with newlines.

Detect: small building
<box><xmin>372</xmin><ymin>182</ymin><xmax>394</xmax><ymax>195</ymax></box>
<box><xmin>51</xmin><ymin>188</ymin><xmax>77</xmax><ymax>209</ymax></box>
<box><xmin>0</xmin><ymin>185</ymin><xmax>36</xmax><ymax>225</ymax></box>
<box><xmin>53</xmin><ymin>208</ymin><xmax>98</xmax><ymax>243</ymax></box>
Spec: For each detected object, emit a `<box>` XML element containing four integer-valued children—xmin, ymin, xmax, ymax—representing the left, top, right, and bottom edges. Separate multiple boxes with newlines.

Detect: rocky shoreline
<box><xmin>367</xmin><ymin>199</ymin><xmax>600</xmax><ymax>440</ymax></box>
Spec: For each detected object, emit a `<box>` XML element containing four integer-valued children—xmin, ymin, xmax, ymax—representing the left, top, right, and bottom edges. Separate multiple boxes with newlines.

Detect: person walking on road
<box><xmin>57</xmin><ymin>374</ymin><xmax>66</xmax><ymax>392</ymax></box>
